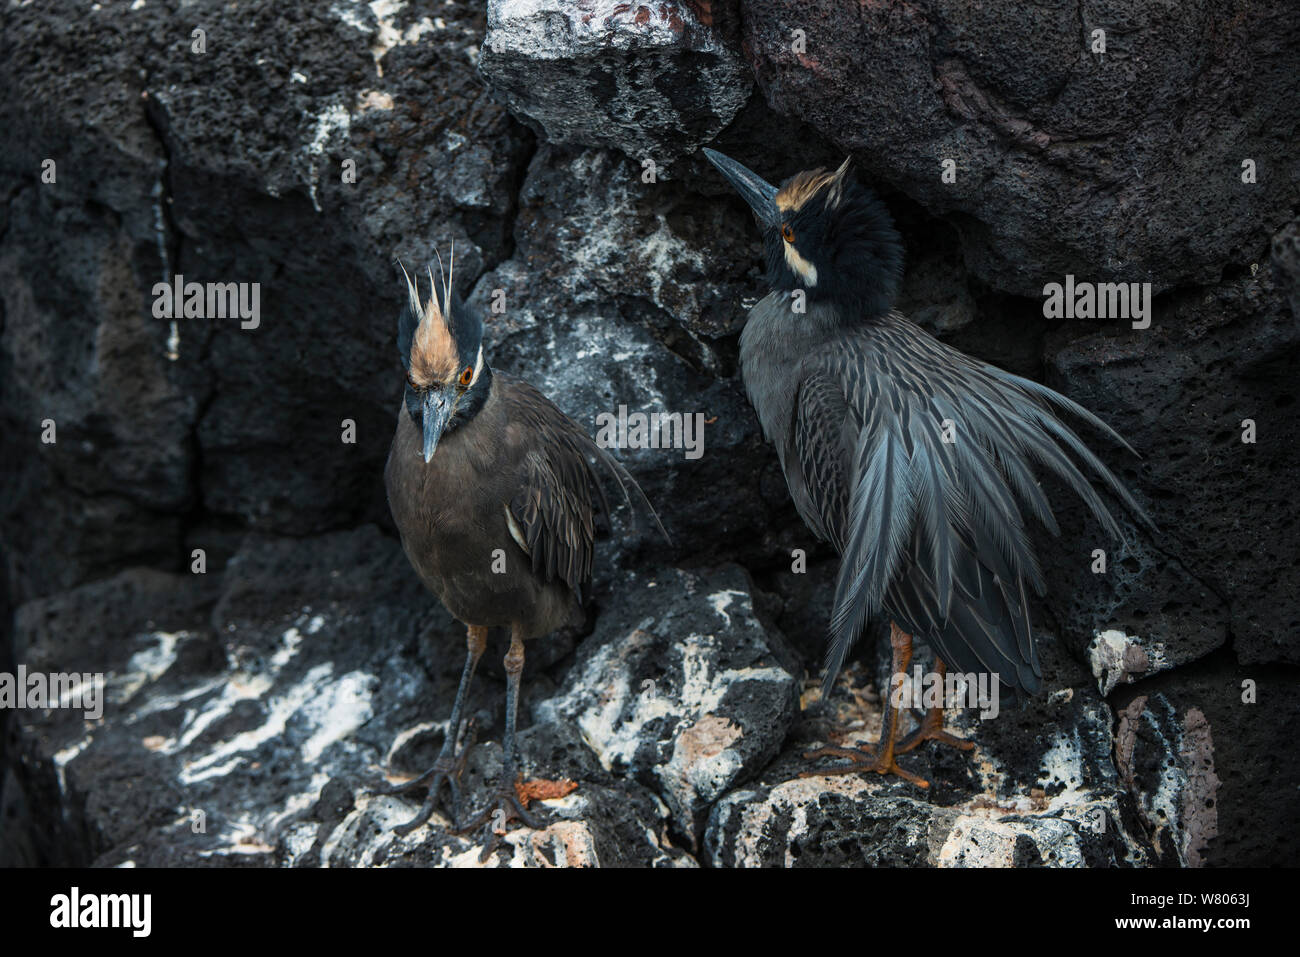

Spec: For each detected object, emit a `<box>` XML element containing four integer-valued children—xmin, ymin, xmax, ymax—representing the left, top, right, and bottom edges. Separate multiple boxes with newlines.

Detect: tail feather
<box><xmin>824</xmin><ymin>429</ymin><xmax>914</xmax><ymax>696</ymax></box>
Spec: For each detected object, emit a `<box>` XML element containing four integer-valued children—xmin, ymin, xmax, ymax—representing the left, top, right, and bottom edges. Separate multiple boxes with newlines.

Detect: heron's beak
<box><xmin>702</xmin><ymin>148</ymin><xmax>779</xmax><ymax>229</ymax></box>
<box><xmin>421</xmin><ymin>390</ymin><xmax>453</xmax><ymax>463</ymax></box>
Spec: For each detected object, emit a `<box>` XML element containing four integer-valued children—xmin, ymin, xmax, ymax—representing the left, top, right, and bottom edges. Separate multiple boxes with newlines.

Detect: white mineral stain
<box><xmin>707</xmin><ymin>589</ymin><xmax>746</xmax><ymax>628</ymax></box>
<box><xmin>174</xmin><ymin>663</ymin><xmax>375</xmax><ymax>787</ymax></box>
<box><xmin>300</xmin><ymin>670</ymin><xmax>377</xmax><ymax>763</ymax></box>
<box><xmin>1037</xmin><ymin>728</ymin><xmax>1086</xmax><ymax>809</ymax></box>
<box><xmin>332</xmin><ymin>1</ymin><xmax>436</xmax><ymax>76</ymax></box>
<box><xmin>305</xmin><ymin>103</ymin><xmax>351</xmax><ymax>212</ymax></box>
<box><xmin>113</xmin><ymin>630</ymin><xmax>185</xmax><ymax>702</ymax></box>
<box><xmin>53</xmin><ymin>735</ymin><xmax>93</xmax><ymax>795</ymax></box>
<box><xmin>383</xmin><ymin>719</ymin><xmax>439</xmax><ymax>765</ymax></box>
<box><xmin>542</xmin><ymin>629</ymin><xmax>785</xmax><ymax>775</ymax></box>
<box><xmin>271</xmin><ymin>626</ymin><xmax>304</xmax><ymax>669</ymax></box>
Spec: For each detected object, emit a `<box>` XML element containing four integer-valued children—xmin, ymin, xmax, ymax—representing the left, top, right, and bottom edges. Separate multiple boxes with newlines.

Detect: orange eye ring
<box><xmin>781</xmin><ymin>223</ymin><xmax>795</xmax><ymax>243</ymax></box>
<box><xmin>459</xmin><ymin>366</ymin><xmax>474</xmax><ymax>388</ymax></box>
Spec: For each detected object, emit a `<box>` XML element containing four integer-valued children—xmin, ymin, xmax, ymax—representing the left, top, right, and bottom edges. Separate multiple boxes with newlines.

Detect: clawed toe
<box><xmin>800</xmin><ymin>742</ymin><xmax>930</xmax><ymax>788</ymax></box>
<box><xmin>896</xmin><ymin>724</ymin><xmax>975</xmax><ymax>755</ymax></box>
<box><xmin>375</xmin><ymin>718</ymin><xmax>477</xmax><ymax>832</ymax></box>
<box><xmin>369</xmin><ymin>763</ymin><xmax>444</xmax><ymax>797</ymax></box>
<box><xmin>384</xmin><ymin>770</ymin><xmax>463</xmax><ymax>834</ymax></box>
<box><xmin>456</xmin><ymin>779</ymin><xmax>546</xmax><ymax>862</ymax></box>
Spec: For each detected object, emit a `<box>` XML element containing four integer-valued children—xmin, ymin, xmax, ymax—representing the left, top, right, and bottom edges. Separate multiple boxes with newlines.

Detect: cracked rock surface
<box><xmin>480</xmin><ymin>0</ymin><xmax>751</xmax><ymax>165</ymax></box>
<box><xmin>2</xmin><ymin>0</ymin><xmax>1298</xmax><ymax>866</ymax></box>
<box><xmin>739</xmin><ymin>0</ymin><xmax>1300</xmax><ymax>296</ymax></box>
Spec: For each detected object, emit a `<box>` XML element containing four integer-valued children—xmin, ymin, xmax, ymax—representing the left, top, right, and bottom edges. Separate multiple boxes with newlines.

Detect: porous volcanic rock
<box><xmin>479</xmin><ymin>0</ymin><xmax>752</xmax><ymax>166</ymax></box>
<box><xmin>738</xmin><ymin>0</ymin><xmax>1300</xmax><ymax>295</ymax></box>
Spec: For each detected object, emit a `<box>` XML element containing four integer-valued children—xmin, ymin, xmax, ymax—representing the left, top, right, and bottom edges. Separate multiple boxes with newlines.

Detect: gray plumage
<box><xmin>742</xmin><ymin>298</ymin><xmax>1149</xmax><ymax>698</ymax></box>
<box><xmin>703</xmin><ymin>147</ymin><xmax>1152</xmax><ymax>782</ymax></box>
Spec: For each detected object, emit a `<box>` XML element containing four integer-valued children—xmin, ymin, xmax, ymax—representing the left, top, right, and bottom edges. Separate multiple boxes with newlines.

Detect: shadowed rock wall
<box><xmin>1</xmin><ymin>0</ymin><xmax>1296</xmax><ymax>867</ymax></box>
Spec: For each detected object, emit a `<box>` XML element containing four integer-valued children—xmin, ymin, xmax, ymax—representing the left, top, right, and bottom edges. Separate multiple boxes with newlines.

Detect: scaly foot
<box><xmin>895</xmin><ymin>658</ymin><xmax>977</xmax><ymax>756</ymax></box>
<box><xmin>799</xmin><ymin>743</ymin><xmax>930</xmax><ymax>788</ymax></box>
<box><xmin>455</xmin><ymin>776</ymin><xmax>545</xmax><ymax>862</ymax></box>
<box><xmin>371</xmin><ymin>717</ymin><xmax>477</xmax><ymax>834</ymax></box>
<box><xmin>896</xmin><ymin>719</ymin><xmax>975</xmax><ymax>755</ymax></box>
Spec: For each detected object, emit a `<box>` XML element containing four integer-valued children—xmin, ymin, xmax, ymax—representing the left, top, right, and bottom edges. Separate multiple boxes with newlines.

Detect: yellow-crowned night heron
<box><xmin>378</xmin><ymin>251</ymin><xmax>664</xmax><ymax>850</ymax></box>
<box><xmin>703</xmin><ymin>149</ymin><xmax>1150</xmax><ymax>786</ymax></box>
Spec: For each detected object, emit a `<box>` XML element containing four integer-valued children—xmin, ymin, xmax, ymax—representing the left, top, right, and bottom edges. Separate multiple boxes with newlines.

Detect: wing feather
<box><xmin>786</xmin><ymin>314</ymin><xmax>1144</xmax><ymax>696</ymax></box>
<box><xmin>501</xmin><ymin>375</ymin><xmax>667</xmax><ymax>603</ymax></box>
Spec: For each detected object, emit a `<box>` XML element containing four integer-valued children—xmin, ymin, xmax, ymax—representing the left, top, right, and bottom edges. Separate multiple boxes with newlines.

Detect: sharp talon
<box><xmin>393</xmin><ymin>792</ymin><xmax>439</xmax><ymax>835</ymax></box>
<box><xmin>379</xmin><ymin>720</ymin><xmax>478</xmax><ymax>832</ymax></box>
<box><xmin>886</xmin><ymin>763</ymin><xmax>930</xmax><ymax>788</ymax></box>
<box><xmin>897</xmin><ymin>728</ymin><xmax>976</xmax><ymax>754</ymax></box>
<box><xmin>514</xmin><ymin>802</ymin><xmax>544</xmax><ymax>830</ymax></box>
<box><xmin>477</xmin><ymin>832</ymin><xmax>502</xmax><ymax>863</ymax></box>
<box><xmin>802</xmin><ymin>745</ymin><xmax>875</xmax><ymax>762</ymax></box>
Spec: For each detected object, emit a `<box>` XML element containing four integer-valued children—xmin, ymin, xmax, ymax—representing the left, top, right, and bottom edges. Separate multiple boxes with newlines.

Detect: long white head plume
<box><xmin>399</xmin><ymin>261</ymin><xmax>422</xmax><ymax>321</ymax></box>
<box><xmin>446</xmin><ymin>242</ymin><xmax>455</xmax><ymax>315</ymax></box>
<box><xmin>431</xmin><ymin>242</ymin><xmax>456</xmax><ymax>319</ymax></box>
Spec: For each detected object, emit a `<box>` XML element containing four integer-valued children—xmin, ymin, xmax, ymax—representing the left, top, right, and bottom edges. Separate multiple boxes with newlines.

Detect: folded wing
<box><xmin>501</xmin><ymin>375</ymin><xmax>667</xmax><ymax>604</ymax></box>
<box><xmin>792</xmin><ymin>315</ymin><xmax>1149</xmax><ymax>697</ymax></box>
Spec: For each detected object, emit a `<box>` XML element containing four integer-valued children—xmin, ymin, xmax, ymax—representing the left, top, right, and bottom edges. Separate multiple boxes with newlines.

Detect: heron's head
<box><xmin>702</xmin><ymin>148</ymin><xmax>903</xmax><ymax>318</ymax></box>
<box><xmin>396</xmin><ymin>248</ymin><xmax>490</xmax><ymax>462</ymax></box>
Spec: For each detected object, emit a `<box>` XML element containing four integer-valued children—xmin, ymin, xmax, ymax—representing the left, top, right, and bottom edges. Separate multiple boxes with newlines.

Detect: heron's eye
<box><xmin>781</xmin><ymin>223</ymin><xmax>795</xmax><ymax>243</ymax></box>
<box><xmin>406</xmin><ymin>372</ymin><xmax>419</xmax><ymax>390</ymax></box>
<box><xmin>459</xmin><ymin>366</ymin><xmax>474</xmax><ymax>388</ymax></box>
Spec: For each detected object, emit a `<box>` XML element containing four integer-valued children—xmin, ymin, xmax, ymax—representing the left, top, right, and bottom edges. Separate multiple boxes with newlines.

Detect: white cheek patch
<box><xmin>471</xmin><ymin>344</ymin><xmax>484</xmax><ymax>384</ymax></box>
<box><xmin>784</xmin><ymin>242</ymin><xmax>818</xmax><ymax>287</ymax></box>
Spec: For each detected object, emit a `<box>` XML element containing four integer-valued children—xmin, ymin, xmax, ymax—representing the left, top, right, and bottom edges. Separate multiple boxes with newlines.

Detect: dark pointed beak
<box><xmin>421</xmin><ymin>390</ymin><xmax>453</xmax><ymax>463</ymax></box>
<box><xmin>702</xmin><ymin>148</ymin><xmax>780</xmax><ymax>229</ymax></box>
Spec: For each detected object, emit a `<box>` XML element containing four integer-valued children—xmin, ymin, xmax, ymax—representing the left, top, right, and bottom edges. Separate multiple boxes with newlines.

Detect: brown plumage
<box><xmin>377</xmin><ymin>255</ymin><xmax>663</xmax><ymax>852</ymax></box>
<box><xmin>386</xmin><ymin>371</ymin><xmax>646</xmax><ymax>633</ymax></box>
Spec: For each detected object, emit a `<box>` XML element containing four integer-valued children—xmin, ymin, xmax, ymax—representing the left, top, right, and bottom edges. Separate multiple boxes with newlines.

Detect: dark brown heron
<box><xmin>378</xmin><ymin>251</ymin><xmax>664</xmax><ymax>851</ymax></box>
<box><xmin>702</xmin><ymin>148</ymin><xmax>1150</xmax><ymax>786</ymax></box>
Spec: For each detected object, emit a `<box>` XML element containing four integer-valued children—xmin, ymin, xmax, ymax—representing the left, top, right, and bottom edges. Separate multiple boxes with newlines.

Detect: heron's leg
<box><xmin>456</xmin><ymin>625</ymin><xmax>544</xmax><ymax>861</ymax></box>
<box><xmin>896</xmin><ymin>658</ymin><xmax>975</xmax><ymax>754</ymax></box>
<box><xmin>375</xmin><ymin>623</ymin><xmax>487</xmax><ymax>834</ymax></box>
<box><xmin>801</xmin><ymin>622</ymin><xmax>929</xmax><ymax>788</ymax></box>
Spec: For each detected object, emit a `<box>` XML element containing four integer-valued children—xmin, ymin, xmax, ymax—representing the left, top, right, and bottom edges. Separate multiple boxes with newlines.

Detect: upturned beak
<box><xmin>421</xmin><ymin>390</ymin><xmax>453</xmax><ymax>463</ymax></box>
<box><xmin>702</xmin><ymin>148</ymin><xmax>779</xmax><ymax>229</ymax></box>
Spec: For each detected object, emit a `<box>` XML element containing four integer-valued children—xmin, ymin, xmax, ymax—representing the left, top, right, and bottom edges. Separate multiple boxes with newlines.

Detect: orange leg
<box><xmin>801</xmin><ymin>622</ymin><xmax>929</xmax><ymax>788</ymax></box>
<box><xmin>895</xmin><ymin>658</ymin><xmax>976</xmax><ymax>754</ymax></box>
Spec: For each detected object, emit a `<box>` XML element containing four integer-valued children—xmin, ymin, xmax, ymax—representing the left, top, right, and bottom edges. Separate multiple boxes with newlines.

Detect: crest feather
<box><xmin>399</xmin><ymin>261</ymin><xmax>422</xmax><ymax>320</ymax></box>
<box><xmin>826</xmin><ymin>156</ymin><xmax>852</xmax><ymax>208</ymax></box>
<box><xmin>400</xmin><ymin>252</ymin><xmax>457</xmax><ymax>385</ymax></box>
<box><xmin>775</xmin><ymin>157</ymin><xmax>855</xmax><ymax>213</ymax></box>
